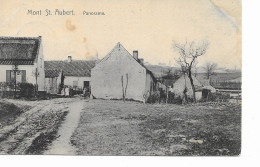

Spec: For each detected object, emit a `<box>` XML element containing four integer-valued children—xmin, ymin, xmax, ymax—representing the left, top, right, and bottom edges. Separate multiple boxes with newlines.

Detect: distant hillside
<box><xmin>195</xmin><ymin>67</ymin><xmax>241</xmax><ymax>73</ymax></box>
<box><xmin>145</xmin><ymin>64</ymin><xmax>241</xmax><ymax>84</ymax></box>
<box><xmin>196</xmin><ymin>72</ymin><xmax>242</xmax><ymax>82</ymax></box>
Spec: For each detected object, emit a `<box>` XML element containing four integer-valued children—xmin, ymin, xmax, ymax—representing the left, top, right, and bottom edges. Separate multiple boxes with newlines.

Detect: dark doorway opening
<box><xmin>202</xmin><ymin>89</ymin><xmax>211</xmax><ymax>99</ymax></box>
<box><xmin>84</xmin><ymin>81</ymin><xmax>90</xmax><ymax>90</ymax></box>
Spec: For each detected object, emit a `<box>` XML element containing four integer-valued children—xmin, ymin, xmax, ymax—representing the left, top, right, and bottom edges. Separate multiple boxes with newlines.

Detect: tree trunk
<box><xmin>188</xmin><ymin>69</ymin><xmax>196</xmax><ymax>103</ymax></box>
<box><xmin>183</xmin><ymin>74</ymin><xmax>187</xmax><ymax>101</ymax></box>
<box><xmin>207</xmin><ymin>72</ymin><xmax>210</xmax><ymax>79</ymax></box>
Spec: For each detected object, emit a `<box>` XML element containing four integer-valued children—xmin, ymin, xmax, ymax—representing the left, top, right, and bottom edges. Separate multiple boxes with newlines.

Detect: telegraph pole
<box><xmin>12</xmin><ymin>64</ymin><xmax>18</xmax><ymax>99</ymax></box>
<box><xmin>35</xmin><ymin>67</ymin><xmax>39</xmax><ymax>97</ymax></box>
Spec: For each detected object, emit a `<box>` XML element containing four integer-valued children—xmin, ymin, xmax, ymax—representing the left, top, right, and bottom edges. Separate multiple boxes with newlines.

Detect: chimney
<box><xmin>133</xmin><ymin>50</ymin><xmax>138</xmax><ymax>60</ymax></box>
<box><xmin>68</xmin><ymin>56</ymin><xmax>72</xmax><ymax>63</ymax></box>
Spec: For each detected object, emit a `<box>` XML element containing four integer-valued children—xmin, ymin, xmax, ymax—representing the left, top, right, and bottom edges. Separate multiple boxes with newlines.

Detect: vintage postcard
<box><xmin>0</xmin><ymin>0</ymin><xmax>241</xmax><ymax>156</ymax></box>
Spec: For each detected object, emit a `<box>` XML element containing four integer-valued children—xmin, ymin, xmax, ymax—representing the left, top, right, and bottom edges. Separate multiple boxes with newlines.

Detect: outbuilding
<box><xmin>91</xmin><ymin>42</ymin><xmax>156</xmax><ymax>102</ymax></box>
<box><xmin>171</xmin><ymin>74</ymin><xmax>203</xmax><ymax>100</ymax></box>
<box><xmin>44</xmin><ymin>57</ymin><xmax>96</xmax><ymax>93</ymax></box>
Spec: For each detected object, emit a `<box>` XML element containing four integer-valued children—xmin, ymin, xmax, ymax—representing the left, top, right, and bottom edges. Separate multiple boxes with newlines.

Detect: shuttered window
<box><xmin>21</xmin><ymin>71</ymin><xmax>26</xmax><ymax>83</ymax></box>
<box><xmin>6</xmin><ymin>70</ymin><xmax>26</xmax><ymax>83</ymax></box>
<box><xmin>6</xmin><ymin>70</ymin><xmax>11</xmax><ymax>83</ymax></box>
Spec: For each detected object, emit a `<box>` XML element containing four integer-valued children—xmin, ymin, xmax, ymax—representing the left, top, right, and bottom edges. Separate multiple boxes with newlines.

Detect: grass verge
<box><xmin>71</xmin><ymin>100</ymin><xmax>241</xmax><ymax>156</ymax></box>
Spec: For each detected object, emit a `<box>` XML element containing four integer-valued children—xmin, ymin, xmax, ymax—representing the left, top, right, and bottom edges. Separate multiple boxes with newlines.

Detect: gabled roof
<box><xmin>196</xmin><ymin>78</ymin><xmax>216</xmax><ymax>92</ymax></box>
<box><xmin>0</xmin><ymin>36</ymin><xmax>41</xmax><ymax>65</ymax></box>
<box><xmin>44</xmin><ymin>60</ymin><xmax>96</xmax><ymax>77</ymax></box>
<box><xmin>98</xmin><ymin>42</ymin><xmax>156</xmax><ymax>81</ymax></box>
<box><xmin>45</xmin><ymin>69</ymin><xmax>62</xmax><ymax>78</ymax></box>
<box><xmin>98</xmin><ymin>42</ymin><xmax>133</xmax><ymax>64</ymax></box>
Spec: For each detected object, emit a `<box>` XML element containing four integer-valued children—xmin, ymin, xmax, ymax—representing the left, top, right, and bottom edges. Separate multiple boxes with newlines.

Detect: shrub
<box><xmin>147</xmin><ymin>91</ymin><xmax>185</xmax><ymax>104</ymax></box>
<box><xmin>216</xmin><ymin>92</ymin><xmax>230</xmax><ymax>102</ymax></box>
<box><xmin>0</xmin><ymin>82</ymin><xmax>7</xmax><ymax>90</ymax></box>
<box><xmin>147</xmin><ymin>91</ymin><xmax>160</xmax><ymax>104</ymax></box>
<box><xmin>0</xmin><ymin>82</ymin><xmax>15</xmax><ymax>90</ymax></box>
<box><xmin>0</xmin><ymin>82</ymin><xmax>18</xmax><ymax>98</ymax></box>
<box><xmin>200</xmin><ymin>92</ymin><xmax>230</xmax><ymax>102</ymax></box>
<box><xmin>172</xmin><ymin>95</ymin><xmax>184</xmax><ymax>104</ymax></box>
<box><xmin>18</xmin><ymin>83</ymin><xmax>35</xmax><ymax>98</ymax></box>
<box><xmin>166</xmin><ymin>92</ymin><xmax>175</xmax><ymax>103</ymax></box>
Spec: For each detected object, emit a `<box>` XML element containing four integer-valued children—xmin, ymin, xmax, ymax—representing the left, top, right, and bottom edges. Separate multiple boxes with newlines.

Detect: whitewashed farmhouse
<box><xmin>44</xmin><ymin>57</ymin><xmax>96</xmax><ymax>91</ymax></box>
<box><xmin>0</xmin><ymin>36</ymin><xmax>45</xmax><ymax>91</ymax></box>
<box><xmin>91</xmin><ymin>42</ymin><xmax>156</xmax><ymax>102</ymax></box>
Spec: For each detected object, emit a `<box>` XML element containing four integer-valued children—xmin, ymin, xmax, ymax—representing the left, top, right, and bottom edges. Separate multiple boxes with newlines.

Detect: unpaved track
<box><xmin>44</xmin><ymin>101</ymin><xmax>85</xmax><ymax>155</ymax></box>
<box><xmin>0</xmin><ymin>98</ymin><xmax>80</xmax><ymax>154</ymax></box>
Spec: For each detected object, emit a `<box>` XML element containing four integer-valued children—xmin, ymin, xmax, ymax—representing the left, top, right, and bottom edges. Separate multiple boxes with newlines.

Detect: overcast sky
<box><xmin>0</xmin><ymin>0</ymin><xmax>241</xmax><ymax>69</ymax></box>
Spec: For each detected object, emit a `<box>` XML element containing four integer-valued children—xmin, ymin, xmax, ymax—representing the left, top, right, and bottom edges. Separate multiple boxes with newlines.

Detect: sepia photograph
<box><xmin>0</xmin><ymin>0</ymin><xmax>241</xmax><ymax>156</ymax></box>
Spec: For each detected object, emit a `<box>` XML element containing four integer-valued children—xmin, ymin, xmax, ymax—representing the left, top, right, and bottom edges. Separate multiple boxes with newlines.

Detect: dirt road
<box><xmin>0</xmin><ymin>98</ymin><xmax>83</xmax><ymax>155</ymax></box>
<box><xmin>44</xmin><ymin>101</ymin><xmax>85</xmax><ymax>155</ymax></box>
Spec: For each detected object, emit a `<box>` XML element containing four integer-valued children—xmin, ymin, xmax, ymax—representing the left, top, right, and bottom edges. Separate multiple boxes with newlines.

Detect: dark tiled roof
<box><xmin>0</xmin><ymin>36</ymin><xmax>41</xmax><ymax>65</ymax></box>
<box><xmin>45</xmin><ymin>69</ymin><xmax>62</xmax><ymax>78</ymax></box>
<box><xmin>44</xmin><ymin>60</ymin><xmax>96</xmax><ymax>77</ymax></box>
<box><xmin>0</xmin><ymin>60</ymin><xmax>35</xmax><ymax>65</ymax></box>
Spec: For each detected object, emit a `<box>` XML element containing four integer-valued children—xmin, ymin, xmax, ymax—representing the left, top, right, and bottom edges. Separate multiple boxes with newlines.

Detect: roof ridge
<box><xmin>98</xmin><ymin>42</ymin><xmax>121</xmax><ymax>63</ymax></box>
<box><xmin>94</xmin><ymin>42</ymin><xmax>156</xmax><ymax>80</ymax></box>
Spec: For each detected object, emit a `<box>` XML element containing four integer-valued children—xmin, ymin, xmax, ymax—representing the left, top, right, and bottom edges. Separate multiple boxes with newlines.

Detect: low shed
<box><xmin>171</xmin><ymin>75</ymin><xmax>203</xmax><ymax>100</ymax></box>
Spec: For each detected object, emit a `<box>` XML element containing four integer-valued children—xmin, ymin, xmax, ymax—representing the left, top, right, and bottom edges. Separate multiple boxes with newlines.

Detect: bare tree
<box><xmin>204</xmin><ymin>62</ymin><xmax>217</xmax><ymax>80</ymax></box>
<box><xmin>193</xmin><ymin>66</ymin><xmax>198</xmax><ymax>77</ymax></box>
<box><xmin>173</xmin><ymin>40</ymin><xmax>209</xmax><ymax>103</ymax></box>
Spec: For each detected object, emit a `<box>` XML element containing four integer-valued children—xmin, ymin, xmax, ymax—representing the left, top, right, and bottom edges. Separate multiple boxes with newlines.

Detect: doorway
<box><xmin>84</xmin><ymin>81</ymin><xmax>90</xmax><ymax>90</ymax></box>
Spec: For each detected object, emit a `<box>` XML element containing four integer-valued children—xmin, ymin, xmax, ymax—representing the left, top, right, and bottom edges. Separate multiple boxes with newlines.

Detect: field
<box><xmin>0</xmin><ymin>98</ymin><xmax>241</xmax><ymax>155</ymax></box>
<box><xmin>71</xmin><ymin>99</ymin><xmax>241</xmax><ymax>156</ymax></box>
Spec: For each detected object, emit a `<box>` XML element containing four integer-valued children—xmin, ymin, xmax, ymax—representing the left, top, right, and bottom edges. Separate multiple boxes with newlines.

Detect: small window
<box><xmin>6</xmin><ymin>70</ymin><xmax>26</xmax><ymax>83</ymax></box>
